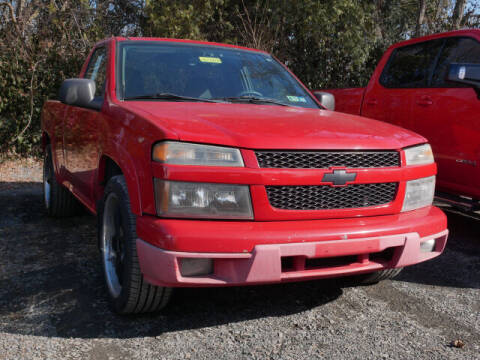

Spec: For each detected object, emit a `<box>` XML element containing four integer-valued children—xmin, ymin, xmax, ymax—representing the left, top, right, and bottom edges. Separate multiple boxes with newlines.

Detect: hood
<box><xmin>121</xmin><ymin>102</ymin><xmax>426</xmax><ymax>150</ymax></box>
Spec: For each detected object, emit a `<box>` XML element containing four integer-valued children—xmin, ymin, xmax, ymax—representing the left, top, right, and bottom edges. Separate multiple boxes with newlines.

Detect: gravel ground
<box><xmin>0</xmin><ymin>161</ymin><xmax>479</xmax><ymax>359</ymax></box>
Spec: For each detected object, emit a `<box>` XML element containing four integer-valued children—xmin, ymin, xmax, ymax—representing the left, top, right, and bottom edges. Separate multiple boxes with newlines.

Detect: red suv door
<box><xmin>362</xmin><ymin>40</ymin><xmax>444</xmax><ymax>130</ymax></box>
<box><xmin>366</xmin><ymin>40</ymin><xmax>444</xmax><ymax>127</ymax></box>
<box><xmin>411</xmin><ymin>36</ymin><xmax>480</xmax><ymax>198</ymax></box>
<box><xmin>360</xmin><ymin>47</ymin><xmax>411</xmax><ymax>128</ymax></box>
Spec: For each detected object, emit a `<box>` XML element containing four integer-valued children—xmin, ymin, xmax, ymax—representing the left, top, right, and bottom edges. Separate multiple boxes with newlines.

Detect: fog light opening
<box><xmin>179</xmin><ymin>258</ymin><xmax>213</xmax><ymax>277</ymax></box>
<box><xmin>420</xmin><ymin>239</ymin><xmax>436</xmax><ymax>253</ymax></box>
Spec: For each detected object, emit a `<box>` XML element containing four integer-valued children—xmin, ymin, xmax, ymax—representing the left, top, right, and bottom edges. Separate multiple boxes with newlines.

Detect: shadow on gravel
<box><xmin>393</xmin><ymin>208</ymin><xmax>480</xmax><ymax>290</ymax></box>
<box><xmin>0</xmin><ymin>182</ymin><xmax>342</xmax><ymax>339</ymax></box>
<box><xmin>2</xmin><ymin>181</ymin><xmax>478</xmax><ymax>340</ymax></box>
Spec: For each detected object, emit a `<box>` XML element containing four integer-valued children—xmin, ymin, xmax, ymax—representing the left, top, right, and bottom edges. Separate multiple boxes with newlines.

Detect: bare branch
<box><xmin>415</xmin><ymin>0</ymin><xmax>426</xmax><ymax>37</ymax></box>
<box><xmin>10</xmin><ymin>60</ymin><xmax>41</xmax><ymax>145</ymax></box>
<box><xmin>0</xmin><ymin>1</ymin><xmax>17</xmax><ymax>23</ymax></box>
<box><xmin>0</xmin><ymin>1</ymin><xmax>21</xmax><ymax>34</ymax></box>
<box><xmin>236</xmin><ymin>0</ymin><xmax>280</xmax><ymax>53</ymax></box>
<box><xmin>71</xmin><ymin>9</ymin><xmax>89</xmax><ymax>51</ymax></box>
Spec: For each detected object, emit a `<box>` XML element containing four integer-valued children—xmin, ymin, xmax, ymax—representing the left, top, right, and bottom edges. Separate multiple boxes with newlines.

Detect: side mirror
<box><xmin>447</xmin><ymin>63</ymin><xmax>480</xmax><ymax>88</ymax></box>
<box><xmin>59</xmin><ymin>78</ymin><xmax>101</xmax><ymax>110</ymax></box>
<box><xmin>313</xmin><ymin>91</ymin><xmax>335</xmax><ymax>111</ymax></box>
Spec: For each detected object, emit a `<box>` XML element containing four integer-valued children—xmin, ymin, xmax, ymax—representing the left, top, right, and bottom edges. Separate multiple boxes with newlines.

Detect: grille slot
<box><xmin>266</xmin><ymin>183</ymin><xmax>398</xmax><ymax>210</ymax></box>
<box><xmin>305</xmin><ymin>256</ymin><xmax>358</xmax><ymax>269</ymax></box>
<box><xmin>256</xmin><ymin>151</ymin><xmax>400</xmax><ymax>169</ymax></box>
<box><xmin>370</xmin><ymin>247</ymin><xmax>398</xmax><ymax>264</ymax></box>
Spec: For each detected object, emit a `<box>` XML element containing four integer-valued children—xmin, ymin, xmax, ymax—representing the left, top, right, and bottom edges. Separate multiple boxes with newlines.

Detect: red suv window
<box><xmin>431</xmin><ymin>37</ymin><xmax>480</xmax><ymax>87</ymax></box>
<box><xmin>380</xmin><ymin>40</ymin><xmax>443</xmax><ymax>88</ymax></box>
<box><xmin>380</xmin><ymin>36</ymin><xmax>480</xmax><ymax>89</ymax></box>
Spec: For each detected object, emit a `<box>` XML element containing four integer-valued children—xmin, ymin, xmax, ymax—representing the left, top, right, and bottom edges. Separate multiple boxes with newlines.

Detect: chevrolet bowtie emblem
<box><xmin>322</xmin><ymin>169</ymin><xmax>357</xmax><ymax>186</ymax></box>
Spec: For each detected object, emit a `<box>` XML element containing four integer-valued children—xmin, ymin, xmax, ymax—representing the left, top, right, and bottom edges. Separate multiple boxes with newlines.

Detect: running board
<box><xmin>434</xmin><ymin>191</ymin><xmax>480</xmax><ymax>212</ymax></box>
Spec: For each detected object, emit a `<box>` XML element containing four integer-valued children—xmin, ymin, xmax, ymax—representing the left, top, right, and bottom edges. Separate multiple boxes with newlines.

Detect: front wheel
<box><xmin>353</xmin><ymin>268</ymin><xmax>403</xmax><ymax>285</ymax></box>
<box><xmin>99</xmin><ymin>175</ymin><xmax>172</xmax><ymax>314</ymax></box>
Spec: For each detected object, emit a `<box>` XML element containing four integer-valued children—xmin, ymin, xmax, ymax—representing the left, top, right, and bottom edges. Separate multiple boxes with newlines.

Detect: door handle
<box><xmin>365</xmin><ymin>99</ymin><xmax>378</xmax><ymax>106</ymax></box>
<box><xmin>416</xmin><ymin>96</ymin><xmax>433</xmax><ymax>106</ymax></box>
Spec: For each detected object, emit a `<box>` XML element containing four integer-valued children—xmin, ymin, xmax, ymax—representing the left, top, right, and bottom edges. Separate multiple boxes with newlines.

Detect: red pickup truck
<box><xmin>319</xmin><ymin>29</ymin><xmax>480</xmax><ymax>208</ymax></box>
<box><xmin>41</xmin><ymin>37</ymin><xmax>447</xmax><ymax>314</ymax></box>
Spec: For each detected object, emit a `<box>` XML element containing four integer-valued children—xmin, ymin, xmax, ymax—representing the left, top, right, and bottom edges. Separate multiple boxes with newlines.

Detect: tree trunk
<box><xmin>415</xmin><ymin>0</ymin><xmax>427</xmax><ymax>37</ymax></box>
<box><xmin>374</xmin><ymin>0</ymin><xmax>385</xmax><ymax>41</ymax></box>
<box><xmin>452</xmin><ymin>0</ymin><xmax>466</xmax><ymax>29</ymax></box>
<box><xmin>15</xmin><ymin>0</ymin><xmax>22</xmax><ymax>18</ymax></box>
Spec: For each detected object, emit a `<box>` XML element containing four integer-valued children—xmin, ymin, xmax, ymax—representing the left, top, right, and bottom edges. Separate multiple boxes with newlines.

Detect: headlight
<box><xmin>402</xmin><ymin>176</ymin><xmax>435</xmax><ymax>212</ymax></box>
<box><xmin>154</xmin><ymin>180</ymin><xmax>253</xmax><ymax>219</ymax></box>
<box><xmin>152</xmin><ymin>141</ymin><xmax>244</xmax><ymax>167</ymax></box>
<box><xmin>404</xmin><ymin>144</ymin><xmax>434</xmax><ymax>166</ymax></box>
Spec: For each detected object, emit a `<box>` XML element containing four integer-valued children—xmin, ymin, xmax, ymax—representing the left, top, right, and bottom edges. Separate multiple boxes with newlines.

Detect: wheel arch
<box><xmin>96</xmin><ymin>152</ymin><xmax>142</xmax><ymax>215</ymax></box>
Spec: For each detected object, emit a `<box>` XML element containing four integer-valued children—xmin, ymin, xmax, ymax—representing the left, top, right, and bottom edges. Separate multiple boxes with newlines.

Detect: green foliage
<box><xmin>275</xmin><ymin>0</ymin><xmax>378</xmax><ymax>88</ymax></box>
<box><xmin>0</xmin><ymin>0</ymin><xmax>479</xmax><ymax>157</ymax></box>
<box><xmin>142</xmin><ymin>0</ymin><xmax>235</xmax><ymax>42</ymax></box>
<box><xmin>0</xmin><ymin>0</ymin><xmax>124</xmax><ymax>156</ymax></box>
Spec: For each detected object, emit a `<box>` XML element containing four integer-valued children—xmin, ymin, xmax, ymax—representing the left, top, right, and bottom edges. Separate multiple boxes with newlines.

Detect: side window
<box><xmin>380</xmin><ymin>40</ymin><xmax>443</xmax><ymax>88</ymax></box>
<box><xmin>84</xmin><ymin>47</ymin><xmax>107</xmax><ymax>98</ymax></box>
<box><xmin>431</xmin><ymin>37</ymin><xmax>480</xmax><ymax>87</ymax></box>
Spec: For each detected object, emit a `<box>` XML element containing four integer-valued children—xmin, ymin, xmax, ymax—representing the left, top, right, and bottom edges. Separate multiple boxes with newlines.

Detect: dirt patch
<box><xmin>0</xmin><ymin>158</ymin><xmax>42</xmax><ymax>191</ymax></box>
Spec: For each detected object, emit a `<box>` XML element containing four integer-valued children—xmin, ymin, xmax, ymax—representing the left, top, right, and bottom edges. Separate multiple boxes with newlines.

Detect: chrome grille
<box><xmin>256</xmin><ymin>151</ymin><xmax>400</xmax><ymax>169</ymax></box>
<box><xmin>266</xmin><ymin>183</ymin><xmax>398</xmax><ymax>210</ymax></box>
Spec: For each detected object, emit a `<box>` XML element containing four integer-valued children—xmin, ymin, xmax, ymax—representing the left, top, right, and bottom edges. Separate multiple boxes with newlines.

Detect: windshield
<box><xmin>117</xmin><ymin>41</ymin><xmax>319</xmax><ymax>109</ymax></box>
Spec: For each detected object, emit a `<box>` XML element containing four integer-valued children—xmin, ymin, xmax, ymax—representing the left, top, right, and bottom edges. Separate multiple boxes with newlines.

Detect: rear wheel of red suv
<box><xmin>43</xmin><ymin>145</ymin><xmax>81</xmax><ymax>217</ymax></box>
<box><xmin>98</xmin><ymin>175</ymin><xmax>172</xmax><ymax>314</ymax></box>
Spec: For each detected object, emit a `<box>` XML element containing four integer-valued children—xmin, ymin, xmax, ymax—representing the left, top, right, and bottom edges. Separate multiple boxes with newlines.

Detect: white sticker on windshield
<box><xmin>287</xmin><ymin>95</ymin><xmax>307</xmax><ymax>103</ymax></box>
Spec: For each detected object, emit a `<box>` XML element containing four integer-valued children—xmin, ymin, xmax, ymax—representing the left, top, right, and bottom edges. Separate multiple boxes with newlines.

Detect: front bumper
<box><xmin>136</xmin><ymin>206</ymin><xmax>448</xmax><ymax>287</ymax></box>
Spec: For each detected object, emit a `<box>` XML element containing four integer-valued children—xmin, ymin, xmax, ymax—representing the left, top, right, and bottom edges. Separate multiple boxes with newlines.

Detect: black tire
<box><xmin>43</xmin><ymin>145</ymin><xmax>81</xmax><ymax>217</ymax></box>
<box><xmin>353</xmin><ymin>268</ymin><xmax>403</xmax><ymax>285</ymax></box>
<box><xmin>98</xmin><ymin>175</ymin><xmax>172</xmax><ymax>314</ymax></box>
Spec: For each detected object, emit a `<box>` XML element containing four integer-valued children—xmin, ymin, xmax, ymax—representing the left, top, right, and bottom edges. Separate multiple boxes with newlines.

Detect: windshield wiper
<box><xmin>212</xmin><ymin>96</ymin><xmax>289</xmax><ymax>106</ymax></box>
<box><xmin>124</xmin><ymin>93</ymin><xmax>224</xmax><ymax>103</ymax></box>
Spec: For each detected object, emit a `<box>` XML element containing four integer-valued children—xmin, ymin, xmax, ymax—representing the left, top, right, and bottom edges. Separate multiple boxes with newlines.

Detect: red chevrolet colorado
<box><xmin>318</xmin><ymin>29</ymin><xmax>480</xmax><ymax>209</ymax></box>
<box><xmin>41</xmin><ymin>37</ymin><xmax>448</xmax><ymax>314</ymax></box>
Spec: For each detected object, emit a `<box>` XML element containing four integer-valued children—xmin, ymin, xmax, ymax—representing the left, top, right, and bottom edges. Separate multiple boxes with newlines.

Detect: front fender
<box><xmin>98</xmin><ymin>145</ymin><xmax>143</xmax><ymax>216</ymax></box>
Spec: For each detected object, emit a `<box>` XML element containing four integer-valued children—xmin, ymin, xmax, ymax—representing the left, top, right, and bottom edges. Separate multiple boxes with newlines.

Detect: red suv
<box><xmin>41</xmin><ymin>38</ymin><xmax>448</xmax><ymax>314</ymax></box>
<box><xmin>320</xmin><ymin>30</ymin><xmax>480</xmax><ymax>208</ymax></box>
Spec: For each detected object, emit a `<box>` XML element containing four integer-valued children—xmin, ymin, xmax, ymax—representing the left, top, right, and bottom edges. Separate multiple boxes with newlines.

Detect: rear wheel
<box><xmin>353</xmin><ymin>268</ymin><xmax>403</xmax><ymax>285</ymax></box>
<box><xmin>99</xmin><ymin>175</ymin><xmax>172</xmax><ymax>314</ymax></box>
<box><xmin>43</xmin><ymin>145</ymin><xmax>80</xmax><ymax>217</ymax></box>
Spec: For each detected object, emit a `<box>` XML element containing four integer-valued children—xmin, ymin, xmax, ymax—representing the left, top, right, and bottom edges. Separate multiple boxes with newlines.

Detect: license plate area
<box><xmin>280</xmin><ymin>246</ymin><xmax>400</xmax><ymax>273</ymax></box>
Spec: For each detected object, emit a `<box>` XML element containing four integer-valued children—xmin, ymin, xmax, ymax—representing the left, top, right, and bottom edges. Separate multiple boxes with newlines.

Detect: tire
<box><xmin>98</xmin><ymin>175</ymin><xmax>172</xmax><ymax>314</ymax></box>
<box><xmin>353</xmin><ymin>268</ymin><xmax>403</xmax><ymax>285</ymax></box>
<box><xmin>43</xmin><ymin>145</ymin><xmax>81</xmax><ymax>217</ymax></box>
